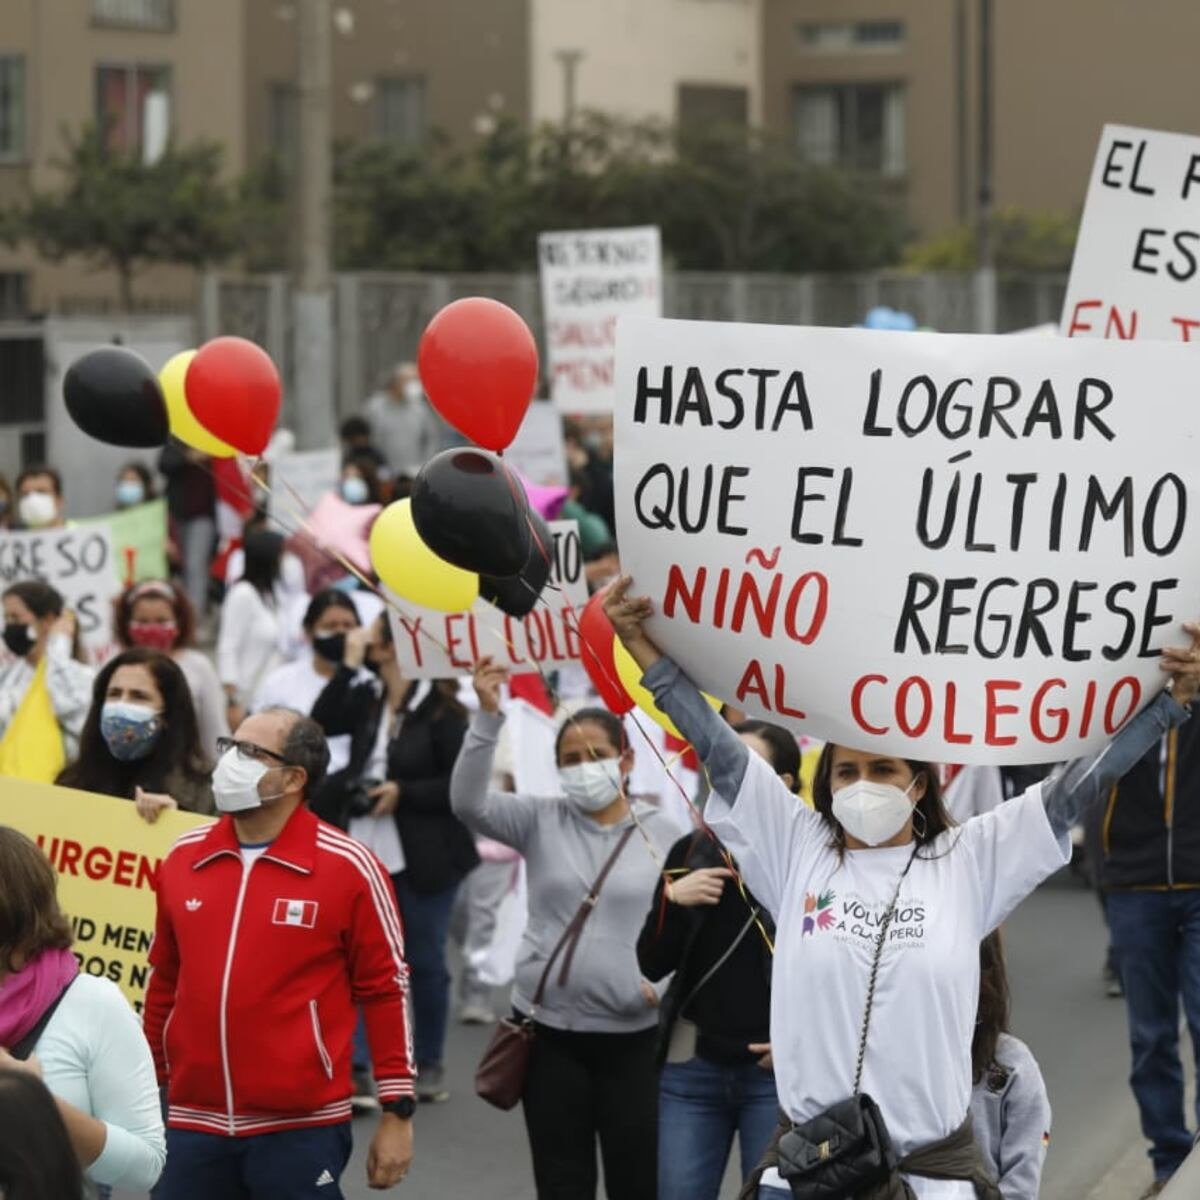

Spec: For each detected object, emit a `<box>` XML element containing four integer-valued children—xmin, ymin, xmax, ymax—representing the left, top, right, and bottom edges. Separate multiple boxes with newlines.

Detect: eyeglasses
<box><xmin>215</xmin><ymin>737</ymin><xmax>294</xmax><ymax>767</ymax></box>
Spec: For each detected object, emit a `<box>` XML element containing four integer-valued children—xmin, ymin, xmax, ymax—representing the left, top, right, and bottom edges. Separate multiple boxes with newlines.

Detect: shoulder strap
<box><xmin>530</xmin><ymin>825</ymin><xmax>636</xmax><ymax>1010</ymax></box>
<box><xmin>10</xmin><ymin>976</ymin><xmax>76</xmax><ymax>1062</ymax></box>
<box><xmin>852</xmin><ymin>846</ymin><xmax>918</xmax><ymax>1094</ymax></box>
<box><xmin>676</xmin><ymin>904</ymin><xmax>760</xmax><ymax>1018</ymax></box>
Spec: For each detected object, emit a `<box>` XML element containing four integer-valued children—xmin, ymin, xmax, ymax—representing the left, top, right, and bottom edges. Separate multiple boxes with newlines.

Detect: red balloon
<box><xmin>418</xmin><ymin>297</ymin><xmax>538</xmax><ymax>452</ymax></box>
<box><xmin>184</xmin><ymin>337</ymin><xmax>282</xmax><ymax>455</ymax></box>
<box><xmin>577</xmin><ymin>590</ymin><xmax>634</xmax><ymax>715</ymax></box>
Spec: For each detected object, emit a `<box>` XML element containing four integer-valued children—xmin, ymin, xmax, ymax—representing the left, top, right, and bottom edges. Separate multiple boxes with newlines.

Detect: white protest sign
<box><xmin>614</xmin><ymin>317</ymin><xmax>1200</xmax><ymax>764</ymax></box>
<box><xmin>539</xmin><ymin>226</ymin><xmax>662</xmax><ymax>414</ymax></box>
<box><xmin>505</xmin><ymin>401</ymin><xmax>569</xmax><ymax>485</ymax></box>
<box><xmin>390</xmin><ymin>521</ymin><xmax>588</xmax><ymax>679</ymax></box>
<box><xmin>0</xmin><ymin>524</ymin><xmax>120</xmax><ymax>662</ymax></box>
<box><xmin>268</xmin><ymin>448</ymin><xmax>341</xmax><ymax>516</ymax></box>
<box><xmin>1062</xmin><ymin>123</ymin><xmax>1200</xmax><ymax>342</ymax></box>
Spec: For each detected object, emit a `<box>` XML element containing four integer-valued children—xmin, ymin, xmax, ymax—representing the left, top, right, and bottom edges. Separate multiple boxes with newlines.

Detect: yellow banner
<box><xmin>0</xmin><ymin>778</ymin><xmax>213</xmax><ymax>1012</ymax></box>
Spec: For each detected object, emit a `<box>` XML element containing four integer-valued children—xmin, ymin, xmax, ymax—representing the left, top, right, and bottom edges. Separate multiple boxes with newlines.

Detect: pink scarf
<box><xmin>0</xmin><ymin>947</ymin><xmax>78</xmax><ymax>1049</ymax></box>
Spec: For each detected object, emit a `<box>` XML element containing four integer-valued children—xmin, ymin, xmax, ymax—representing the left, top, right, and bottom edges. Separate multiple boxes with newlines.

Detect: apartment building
<box><xmin>762</xmin><ymin>0</ymin><xmax>1200</xmax><ymax>235</ymax></box>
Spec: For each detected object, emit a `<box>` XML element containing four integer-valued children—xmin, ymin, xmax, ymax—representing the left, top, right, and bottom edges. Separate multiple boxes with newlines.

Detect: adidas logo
<box><xmin>185</xmin><ymin>898</ymin><xmax>202</xmax><ymax>912</ymax></box>
<box><xmin>315</xmin><ymin>1169</ymin><xmax>335</xmax><ymax>1187</ymax></box>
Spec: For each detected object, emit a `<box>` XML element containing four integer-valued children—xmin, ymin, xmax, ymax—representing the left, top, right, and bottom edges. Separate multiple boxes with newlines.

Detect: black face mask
<box><xmin>313</xmin><ymin>632</ymin><xmax>347</xmax><ymax>663</ymax></box>
<box><xmin>2</xmin><ymin>623</ymin><xmax>35</xmax><ymax>658</ymax></box>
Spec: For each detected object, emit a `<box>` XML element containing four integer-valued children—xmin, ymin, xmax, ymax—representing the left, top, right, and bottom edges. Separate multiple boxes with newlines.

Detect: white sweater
<box><xmin>36</xmin><ymin>974</ymin><xmax>165</xmax><ymax>1189</ymax></box>
<box><xmin>215</xmin><ymin>581</ymin><xmax>283</xmax><ymax>704</ymax></box>
<box><xmin>0</xmin><ymin>633</ymin><xmax>94</xmax><ymax>760</ymax></box>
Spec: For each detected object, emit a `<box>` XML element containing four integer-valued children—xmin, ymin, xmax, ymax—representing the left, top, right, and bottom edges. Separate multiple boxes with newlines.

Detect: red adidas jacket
<box><xmin>143</xmin><ymin>804</ymin><xmax>415</xmax><ymax>1136</ymax></box>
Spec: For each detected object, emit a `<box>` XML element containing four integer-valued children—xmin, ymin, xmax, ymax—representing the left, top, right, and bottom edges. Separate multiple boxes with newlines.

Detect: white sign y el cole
<box><xmin>1062</xmin><ymin>123</ymin><xmax>1200</xmax><ymax>342</ymax></box>
<box><xmin>539</xmin><ymin>226</ymin><xmax>662</xmax><ymax>414</ymax></box>
<box><xmin>390</xmin><ymin>521</ymin><xmax>588</xmax><ymax>680</ymax></box>
<box><xmin>614</xmin><ymin>317</ymin><xmax>1200</xmax><ymax>764</ymax></box>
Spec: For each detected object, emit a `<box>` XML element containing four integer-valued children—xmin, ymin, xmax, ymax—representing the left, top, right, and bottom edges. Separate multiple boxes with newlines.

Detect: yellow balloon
<box><xmin>613</xmin><ymin>639</ymin><xmax>721</xmax><ymax>740</ymax></box>
<box><xmin>369</xmin><ymin>499</ymin><xmax>479</xmax><ymax>613</ymax></box>
<box><xmin>160</xmin><ymin>349</ymin><xmax>237</xmax><ymax>458</ymax></box>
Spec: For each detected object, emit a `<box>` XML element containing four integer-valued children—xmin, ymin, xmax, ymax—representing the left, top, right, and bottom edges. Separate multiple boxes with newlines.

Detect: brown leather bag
<box><xmin>475</xmin><ymin>826</ymin><xmax>636</xmax><ymax>1110</ymax></box>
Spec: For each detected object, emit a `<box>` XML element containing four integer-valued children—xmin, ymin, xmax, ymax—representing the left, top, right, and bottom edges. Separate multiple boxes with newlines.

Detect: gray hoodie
<box><xmin>451</xmin><ymin>709</ymin><xmax>680</xmax><ymax>1034</ymax></box>
<box><xmin>970</xmin><ymin>1033</ymin><xmax>1051</xmax><ymax>1199</ymax></box>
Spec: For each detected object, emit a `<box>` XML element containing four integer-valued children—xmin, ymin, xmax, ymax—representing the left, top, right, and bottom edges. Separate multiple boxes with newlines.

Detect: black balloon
<box><xmin>481</xmin><ymin>509</ymin><xmax>552</xmax><ymax>617</ymax></box>
<box><xmin>63</xmin><ymin>346</ymin><xmax>169</xmax><ymax>448</ymax></box>
<box><xmin>411</xmin><ymin>448</ymin><xmax>532</xmax><ymax>577</ymax></box>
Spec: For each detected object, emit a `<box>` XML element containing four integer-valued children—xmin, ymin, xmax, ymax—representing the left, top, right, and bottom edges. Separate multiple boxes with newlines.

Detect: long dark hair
<box><xmin>115</xmin><ymin>579</ymin><xmax>197</xmax><ymax>649</ymax></box>
<box><xmin>0</xmin><ymin>1069</ymin><xmax>84</xmax><ymax>1200</ymax></box>
<box><xmin>57</xmin><ymin>648</ymin><xmax>211</xmax><ymax>799</ymax></box>
<box><xmin>241</xmin><ymin>528</ymin><xmax>284</xmax><ymax>600</ymax></box>
<box><xmin>973</xmin><ymin>931</ymin><xmax>1011</xmax><ymax>1085</ymax></box>
<box><xmin>811</xmin><ymin>744</ymin><xmax>955</xmax><ymax>855</ymax></box>
<box><xmin>302</xmin><ymin>588</ymin><xmax>360</xmax><ymax>631</ymax></box>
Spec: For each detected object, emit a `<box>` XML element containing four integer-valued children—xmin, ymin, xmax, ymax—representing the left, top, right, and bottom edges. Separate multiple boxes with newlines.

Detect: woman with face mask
<box><xmin>0</xmin><ymin>581</ymin><xmax>94</xmax><ymax>781</ymax></box>
<box><xmin>114</xmin><ymin>463</ymin><xmax>155</xmax><ymax>511</ymax></box>
<box><xmin>340</xmin><ymin>458</ymin><xmax>383</xmax><ymax>507</ymax></box>
<box><xmin>450</xmin><ymin>655</ymin><xmax>680</xmax><ymax>1200</ymax></box>
<box><xmin>56</xmin><ymin>648</ymin><xmax>214</xmax><ymax>820</ymax></box>
<box><xmin>115</xmin><ymin>580</ymin><xmax>229</xmax><ymax>758</ymax></box>
<box><xmin>603</xmin><ymin>577</ymin><xmax>1200</xmax><ymax>1200</ymax></box>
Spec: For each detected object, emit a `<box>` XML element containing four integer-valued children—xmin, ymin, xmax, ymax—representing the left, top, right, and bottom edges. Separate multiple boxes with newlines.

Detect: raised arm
<box><xmin>604</xmin><ymin>577</ymin><xmax>750</xmax><ymax>798</ymax></box>
<box><xmin>449</xmin><ymin>658</ymin><xmax>540</xmax><ymax>850</ymax></box>
<box><xmin>1042</xmin><ymin>624</ymin><xmax>1200</xmax><ymax>837</ymax></box>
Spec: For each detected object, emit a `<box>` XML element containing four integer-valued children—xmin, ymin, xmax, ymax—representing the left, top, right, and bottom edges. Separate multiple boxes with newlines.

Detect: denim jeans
<box><xmin>658</xmin><ymin>1056</ymin><xmax>780</xmax><ymax>1199</ymax></box>
<box><xmin>757</xmin><ymin>1189</ymin><xmax>791</xmax><ymax>1199</ymax></box>
<box><xmin>1107</xmin><ymin>889</ymin><xmax>1200</xmax><ymax>1179</ymax></box>
<box><xmin>393</xmin><ymin>872</ymin><xmax>460</xmax><ymax>1070</ymax></box>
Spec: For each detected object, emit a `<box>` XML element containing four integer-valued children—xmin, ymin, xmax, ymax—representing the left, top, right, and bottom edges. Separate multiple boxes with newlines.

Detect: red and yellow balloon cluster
<box><xmin>576</xmin><ymin>589</ymin><xmax>721</xmax><ymax>738</ymax></box>
<box><xmin>62</xmin><ymin>337</ymin><xmax>282</xmax><ymax>456</ymax></box>
<box><xmin>370</xmin><ymin>298</ymin><xmax>550</xmax><ymax>618</ymax></box>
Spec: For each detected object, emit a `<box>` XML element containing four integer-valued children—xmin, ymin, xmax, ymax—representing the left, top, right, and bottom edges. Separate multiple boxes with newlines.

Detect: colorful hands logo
<box><xmin>802</xmin><ymin>889</ymin><xmax>836</xmax><ymax>936</ymax></box>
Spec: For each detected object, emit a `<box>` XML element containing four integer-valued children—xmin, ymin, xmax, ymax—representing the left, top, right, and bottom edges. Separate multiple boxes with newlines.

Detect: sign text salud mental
<box><xmin>614</xmin><ymin>318</ymin><xmax>1200</xmax><ymax>763</ymax></box>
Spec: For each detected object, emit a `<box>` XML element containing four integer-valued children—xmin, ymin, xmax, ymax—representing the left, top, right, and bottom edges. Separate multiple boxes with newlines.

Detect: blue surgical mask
<box><xmin>100</xmin><ymin>702</ymin><xmax>163</xmax><ymax>762</ymax></box>
<box><xmin>115</xmin><ymin>480</ymin><xmax>146</xmax><ymax>508</ymax></box>
<box><xmin>341</xmin><ymin>476</ymin><xmax>370</xmax><ymax>505</ymax></box>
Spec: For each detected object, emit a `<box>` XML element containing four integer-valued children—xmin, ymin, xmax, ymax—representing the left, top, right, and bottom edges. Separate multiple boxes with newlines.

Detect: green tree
<box><xmin>330</xmin><ymin>113</ymin><xmax>903</xmax><ymax>274</ymax></box>
<box><xmin>904</xmin><ymin>208</ymin><xmax>1079</xmax><ymax>272</ymax></box>
<box><xmin>7</xmin><ymin>127</ymin><xmax>238</xmax><ymax>309</ymax></box>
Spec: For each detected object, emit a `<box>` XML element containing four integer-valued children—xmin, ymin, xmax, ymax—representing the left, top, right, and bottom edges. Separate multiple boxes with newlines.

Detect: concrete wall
<box><xmin>529</xmin><ymin>0</ymin><xmax>761</xmax><ymax>126</ymax></box>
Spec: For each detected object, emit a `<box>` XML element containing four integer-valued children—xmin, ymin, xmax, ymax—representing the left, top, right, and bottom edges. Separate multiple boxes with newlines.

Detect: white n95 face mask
<box><xmin>831</xmin><ymin>779</ymin><xmax>917</xmax><ymax>847</ymax></box>
<box><xmin>559</xmin><ymin>760</ymin><xmax>623</xmax><ymax>813</ymax></box>
<box><xmin>19</xmin><ymin>492</ymin><xmax>57</xmax><ymax>529</ymax></box>
<box><xmin>212</xmin><ymin>749</ymin><xmax>283</xmax><ymax>814</ymax></box>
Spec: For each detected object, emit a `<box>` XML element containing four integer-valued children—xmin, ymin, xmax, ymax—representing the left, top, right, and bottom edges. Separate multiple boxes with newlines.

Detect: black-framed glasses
<box><xmin>216</xmin><ymin>737</ymin><xmax>293</xmax><ymax>767</ymax></box>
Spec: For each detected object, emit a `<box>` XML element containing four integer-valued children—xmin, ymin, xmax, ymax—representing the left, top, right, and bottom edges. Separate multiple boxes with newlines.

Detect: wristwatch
<box><xmin>384</xmin><ymin>1096</ymin><xmax>417</xmax><ymax>1119</ymax></box>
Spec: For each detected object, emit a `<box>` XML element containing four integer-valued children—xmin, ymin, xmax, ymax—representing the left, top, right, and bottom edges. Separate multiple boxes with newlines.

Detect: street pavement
<box><xmin>121</xmin><ymin>869</ymin><xmax>1185</xmax><ymax>1199</ymax></box>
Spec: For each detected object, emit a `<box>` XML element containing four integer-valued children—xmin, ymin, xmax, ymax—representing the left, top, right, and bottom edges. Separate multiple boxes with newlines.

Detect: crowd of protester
<box><xmin>0</xmin><ymin>363</ymin><xmax>1196</xmax><ymax>1200</ymax></box>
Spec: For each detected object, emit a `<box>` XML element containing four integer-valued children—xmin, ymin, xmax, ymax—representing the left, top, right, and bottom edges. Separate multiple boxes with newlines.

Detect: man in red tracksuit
<box><xmin>144</xmin><ymin>708</ymin><xmax>416</xmax><ymax>1198</ymax></box>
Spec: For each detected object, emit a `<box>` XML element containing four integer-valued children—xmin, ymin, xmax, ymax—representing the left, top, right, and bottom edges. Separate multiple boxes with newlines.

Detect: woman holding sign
<box><xmin>452</xmin><ymin>660</ymin><xmax>679</xmax><ymax>1200</ymax></box>
<box><xmin>603</xmin><ymin>577</ymin><xmax>1200</xmax><ymax>1200</ymax></box>
<box><xmin>0</xmin><ymin>581</ymin><xmax>94</xmax><ymax>783</ymax></box>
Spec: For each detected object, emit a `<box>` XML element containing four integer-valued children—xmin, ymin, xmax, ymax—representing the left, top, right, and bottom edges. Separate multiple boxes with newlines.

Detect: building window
<box><xmin>268</xmin><ymin>82</ymin><xmax>299</xmax><ymax>165</ymax></box>
<box><xmin>96</xmin><ymin>64</ymin><xmax>171</xmax><ymax>161</ymax></box>
<box><xmin>678</xmin><ymin>85</ymin><xmax>748</xmax><ymax>130</ymax></box>
<box><xmin>0</xmin><ymin>336</ymin><xmax>45</xmax><ymax>425</ymax></box>
<box><xmin>794</xmin><ymin>83</ymin><xmax>905</xmax><ymax>176</ymax></box>
<box><xmin>799</xmin><ymin>21</ymin><xmax>905</xmax><ymax>52</ymax></box>
<box><xmin>0</xmin><ymin>272</ymin><xmax>29</xmax><ymax>319</ymax></box>
<box><xmin>92</xmin><ymin>0</ymin><xmax>175</xmax><ymax>32</ymax></box>
<box><xmin>375</xmin><ymin>77</ymin><xmax>425</xmax><ymax>147</ymax></box>
<box><xmin>0</xmin><ymin>56</ymin><xmax>26</xmax><ymax>161</ymax></box>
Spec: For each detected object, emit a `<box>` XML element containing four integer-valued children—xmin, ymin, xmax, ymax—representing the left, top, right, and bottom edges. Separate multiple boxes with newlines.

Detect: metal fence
<box><xmin>198</xmin><ymin>269</ymin><xmax>1069</xmax><ymax>421</ymax></box>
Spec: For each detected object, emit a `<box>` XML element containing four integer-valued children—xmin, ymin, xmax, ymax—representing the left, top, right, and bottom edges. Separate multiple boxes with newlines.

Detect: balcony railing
<box><xmin>92</xmin><ymin>0</ymin><xmax>174</xmax><ymax>32</ymax></box>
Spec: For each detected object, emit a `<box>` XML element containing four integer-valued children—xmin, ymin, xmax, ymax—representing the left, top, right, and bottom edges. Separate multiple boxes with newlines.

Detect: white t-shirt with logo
<box><xmin>707</xmin><ymin>754</ymin><xmax>1070</xmax><ymax>1199</ymax></box>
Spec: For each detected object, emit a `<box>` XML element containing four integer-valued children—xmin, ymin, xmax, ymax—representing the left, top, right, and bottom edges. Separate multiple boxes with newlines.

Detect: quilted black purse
<box><xmin>776</xmin><ymin>848</ymin><xmax>917</xmax><ymax>1199</ymax></box>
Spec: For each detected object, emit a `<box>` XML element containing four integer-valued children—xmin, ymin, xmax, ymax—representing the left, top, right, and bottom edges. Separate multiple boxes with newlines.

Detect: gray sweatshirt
<box><xmin>451</xmin><ymin>709</ymin><xmax>680</xmax><ymax>1034</ymax></box>
<box><xmin>971</xmin><ymin>1033</ymin><xmax>1051</xmax><ymax>1199</ymax></box>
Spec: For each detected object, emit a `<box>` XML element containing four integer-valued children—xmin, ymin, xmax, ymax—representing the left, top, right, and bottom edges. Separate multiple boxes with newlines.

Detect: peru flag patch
<box><xmin>272</xmin><ymin>898</ymin><xmax>318</xmax><ymax>928</ymax></box>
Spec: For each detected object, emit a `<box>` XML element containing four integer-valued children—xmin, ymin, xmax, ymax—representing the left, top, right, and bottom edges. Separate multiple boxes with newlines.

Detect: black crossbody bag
<box><xmin>776</xmin><ymin>848</ymin><xmax>917</xmax><ymax>1199</ymax></box>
